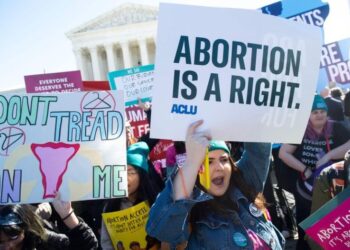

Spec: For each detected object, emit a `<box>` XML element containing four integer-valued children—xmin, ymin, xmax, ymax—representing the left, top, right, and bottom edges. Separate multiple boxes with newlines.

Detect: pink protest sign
<box><xmin>24</xmin><ymin>70</ymin><xmax>83</xmax><ymax>93</ymax></box>
<box><xmin>125</xmin><ymin>105</ymin><xmax>149</xmax><ymax>138</ymax></box>
<box><xmin>301</xmin><ymin>187</ymin><xmax>350</xmax><ymax>249</ymax></box>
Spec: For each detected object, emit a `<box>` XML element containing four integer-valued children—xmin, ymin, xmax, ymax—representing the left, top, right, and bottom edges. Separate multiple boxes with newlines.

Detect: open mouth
<box><xmin>212</xmin><ymin>176</ymin><xmax>224</xmax><ymax>186</ymax></box>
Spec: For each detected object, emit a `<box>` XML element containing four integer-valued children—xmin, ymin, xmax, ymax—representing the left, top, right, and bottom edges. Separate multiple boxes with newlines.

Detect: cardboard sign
<box><xmin>24</xmin><ymin>70</ymin><xmax>83</xmax><ymax>93</ymax></box>
<box><xmin>150</xmin><ymin>4</ymin><xmax>322</xmax><ymax>143</ymax></box>
<box><xmin>102</xmin><ymin>201</ymin><xmax>149</xmax><ymax>250</ymax></box>
<box><xmin>109</xmin><ymin>65</ymin><xmax>154</xmax><ymax>106</ymax></box>
<box><xmin>300</xmin><ymin>187</ymin><xmax>350</xmax><ymax>250</ymax></box>
<box><xmin>0</xmin><ymin>90</ymin><xmax>127</xmax><ymax>204</ymax></box>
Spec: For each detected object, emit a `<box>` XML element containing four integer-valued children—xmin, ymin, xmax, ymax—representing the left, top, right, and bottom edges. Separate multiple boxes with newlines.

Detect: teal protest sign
<box><xmin>108</xmin><ymin>64</ymin><xmax>154</xmax><ymax>106</ymax></box>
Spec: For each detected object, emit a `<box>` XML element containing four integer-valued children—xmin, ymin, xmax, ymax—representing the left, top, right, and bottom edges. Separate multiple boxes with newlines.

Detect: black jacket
<box><xmin>37</xmin><ymin>218</ymin><xmax>98</xmax><ymax>250</ymax></box>
<box><xmin>324</xmin><ymin>96</ymin><xmax>344</xmax><ymax>121</ymax></box>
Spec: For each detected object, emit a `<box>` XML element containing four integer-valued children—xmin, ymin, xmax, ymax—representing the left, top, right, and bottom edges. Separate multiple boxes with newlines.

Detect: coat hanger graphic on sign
<box><xmin>83</xmin><ymin>92</ymin><xmax>111</xmax><ymax>110</ymax></box>
<box><xmin>0</xmin><ymin>132</ymin><xmax>24</xmax><ymax>151</ymax></box>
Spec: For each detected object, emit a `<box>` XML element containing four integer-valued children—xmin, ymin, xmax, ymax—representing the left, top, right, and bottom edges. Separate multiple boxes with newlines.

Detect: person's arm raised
<box><xmin>52</xmin><ymin>192</ymin><xmax>79</xmax><ymax>230</ymax></box>
<box><xmin>173</xmin><ymin>120</ymin><xmax>211</xmax><ymax>200</ymax></box>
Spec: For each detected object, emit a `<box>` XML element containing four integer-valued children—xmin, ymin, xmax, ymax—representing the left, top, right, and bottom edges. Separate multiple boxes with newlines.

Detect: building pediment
<box><xmin>67</xmin><ymin>3</ymin><xmax>158</xmax><ymax>35</ymax></box>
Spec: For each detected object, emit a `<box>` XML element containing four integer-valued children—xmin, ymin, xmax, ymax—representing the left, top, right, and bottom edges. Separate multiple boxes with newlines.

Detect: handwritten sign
<box><xmin>300</xmin><ymin>187</ymin><xmax>350</xmax><ymax>249</ymax></box>
<box><xmin>109</xmin><ymin>65</ymin><xmax>154</xmax><ymax>106</ymax></box>
<box><xmin>0</xmin><ymin>90</ymin><xmax>127</xmax><ymax>204</ymax></box>
<box><xmin>150</xmin><ymin>3</ymin><xmax>322</xmax><ymax>143</ymax></box>
<box><xmin>24</xmin><ymin>70</ymin><xmax>83</xmax><ymax>93</ymax></box>
<box><xmin>102</xmin><ymin>201</ymin><xmax>149</xmax><ymax>250</ymax></box>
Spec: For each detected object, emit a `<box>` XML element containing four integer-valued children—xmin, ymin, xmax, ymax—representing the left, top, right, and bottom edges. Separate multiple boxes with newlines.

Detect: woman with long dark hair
<box><xmin>0</xmin><ymin>195</ymin><xmax>98</xmax><ymax>250</ymax></box>
<box><xmin>0</xmin><ymin>204</ymin><xmax>46</xmax><ymax>249</ymax></box>
<box><xmin>100</xmin><ymin>142</ymin><xmax>160</xmax><ymax>250</ymax></box>
<box><xmin>146</xmin><ymin>120</ymin><xmax>285</xmax><ymax>249</ymax></box>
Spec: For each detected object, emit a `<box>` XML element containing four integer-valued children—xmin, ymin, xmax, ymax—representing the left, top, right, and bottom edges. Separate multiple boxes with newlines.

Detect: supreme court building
<box><xmin>66</xmin><ymin>3</ymin><xmax>158</xmax><ymax>81</ymax></box>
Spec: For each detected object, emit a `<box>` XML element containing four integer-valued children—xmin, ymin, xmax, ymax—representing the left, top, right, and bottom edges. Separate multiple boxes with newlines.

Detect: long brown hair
<box><xmin>228</xmin><ymin>157</ymin><xmax>266</xmax><ymax>210</ymax></box>
<box><xmin>0</xmin><ymin>204</ymin><xmax>47</xmax><ymax>249</ymax></box>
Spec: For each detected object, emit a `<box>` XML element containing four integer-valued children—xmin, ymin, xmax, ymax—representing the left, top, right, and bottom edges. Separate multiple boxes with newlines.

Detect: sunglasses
<box><xmin>0</xmin><ymin>213</ymin><xmax>23</xmax><ymax>244</ymax></box>
<box><xmin>0</xmin><ymin>213</ymin><xmax>23</xmax><ymax>227</ymax></box>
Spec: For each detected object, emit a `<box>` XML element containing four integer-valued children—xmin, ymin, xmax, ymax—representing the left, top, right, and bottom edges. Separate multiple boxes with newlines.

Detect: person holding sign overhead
<box><xmin>100</xmin><ymin>142</ymin><xmax>161</xmax><ymax>250</ymax></box>
<box><xmin>146</xmin><ymin>120</ymin><xmax>285</xmax><ymax>249</ymax></box>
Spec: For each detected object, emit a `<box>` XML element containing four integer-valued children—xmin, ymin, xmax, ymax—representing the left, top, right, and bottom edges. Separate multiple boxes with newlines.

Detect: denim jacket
<box><xmin>146</xmin><ymin>143</ymin><xmax>285</xmax><ymax>250</ymax></box>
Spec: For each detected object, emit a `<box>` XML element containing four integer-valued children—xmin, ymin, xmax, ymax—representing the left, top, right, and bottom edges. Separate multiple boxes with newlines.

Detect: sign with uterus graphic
<box><xmin>0</xmin><ymin>90</ymin><xmax>126</xmax><ymax>204</ymax></box>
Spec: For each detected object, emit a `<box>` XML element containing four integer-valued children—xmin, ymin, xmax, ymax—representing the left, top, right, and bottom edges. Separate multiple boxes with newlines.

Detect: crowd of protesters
<box><xmin>1</xmin><ymin>86</ymin><xmax>349</xmax><ymax>250</ymax></box>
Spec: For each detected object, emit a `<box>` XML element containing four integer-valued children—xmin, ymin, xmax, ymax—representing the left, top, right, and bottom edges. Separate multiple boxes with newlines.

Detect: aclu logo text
<box><xmin>171</xmin><ymin>104</ymin><xmax>197</xmax><ymax>115</ymax></box>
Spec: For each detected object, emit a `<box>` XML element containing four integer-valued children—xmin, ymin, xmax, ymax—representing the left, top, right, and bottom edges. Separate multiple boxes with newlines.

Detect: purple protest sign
<box><xmin>24</xmin><ymin>70</ymin><xmax>83</xmax><ymax>93</ymax></box>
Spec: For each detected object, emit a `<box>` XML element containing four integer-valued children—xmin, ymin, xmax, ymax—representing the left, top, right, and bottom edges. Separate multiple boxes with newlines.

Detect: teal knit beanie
<box><xmin>312</xmin><ymin>94</ymin><xmax>328</xmax><ymax>112</ymax></box>
<box><xmin>127</xmin><ymin>142</ymin><xmax>149</xmax><ymax>172</ymax></box>
<box><xmin>208</xmin><ymin>141</ymin><xmax>230</xmax><ymax>154</ymax></box>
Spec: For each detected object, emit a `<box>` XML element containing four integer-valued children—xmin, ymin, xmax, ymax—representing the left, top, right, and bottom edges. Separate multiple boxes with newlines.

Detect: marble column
<box><xmin>73</xmin><ymin>48</ymin><xmax>88</xmax><ymax>80</ymax></box>
<box><xmin>89</xmin><ymin>46</ymin><xmax>102</xmax><ymax>80</ymax></box>
<box><xmin>138</xmin><ymin>38</ymin><xmax>149</xmax><ymax>65</ymax></box>
<box><xmin>121</xmin><ymin>42</ymin><xmax>132</xmax><ymax>69</ymax></box>
<box><xmin>105</xmin><ymin>43</ymin><xmax>117</xmax><ymax>72</ymax></box>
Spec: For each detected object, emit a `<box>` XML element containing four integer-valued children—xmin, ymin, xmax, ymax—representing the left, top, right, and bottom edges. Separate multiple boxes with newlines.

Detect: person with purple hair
<box><xmin>279</xmin><ymin>94</ymin><xmax>350</xmax><ymax>250</ymax></box>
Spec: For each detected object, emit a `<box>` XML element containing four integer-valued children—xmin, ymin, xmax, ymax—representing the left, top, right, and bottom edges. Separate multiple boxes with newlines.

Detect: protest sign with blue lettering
<box><xmin>0</xmin><ymin>90</ymin><xmax>127</xmax><ymax>204</ymax></box>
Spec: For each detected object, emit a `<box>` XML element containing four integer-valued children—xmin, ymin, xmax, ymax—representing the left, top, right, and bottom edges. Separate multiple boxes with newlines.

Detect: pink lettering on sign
<box><xmin>31</xmin><ymin>142</ymin><xmax>80</xmax><ymax>199</ymax></box>
<box><xmin>306</xmin><ymin>198</ymin><xmax>350</xmax><ymax>250</ymax></box>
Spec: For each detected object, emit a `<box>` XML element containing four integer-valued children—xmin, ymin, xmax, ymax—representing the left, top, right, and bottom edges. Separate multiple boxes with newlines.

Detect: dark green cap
<box><xmin>127</xmin><ymin>142</ymin><xmax>149</xmax><ymax>172</ymax></box>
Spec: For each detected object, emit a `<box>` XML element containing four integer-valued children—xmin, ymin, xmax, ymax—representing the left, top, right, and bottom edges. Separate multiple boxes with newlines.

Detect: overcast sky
<box><xmin>0</xmin><ymin>0</ymin><xmax>349</xmax><ymax>91</ymax></box>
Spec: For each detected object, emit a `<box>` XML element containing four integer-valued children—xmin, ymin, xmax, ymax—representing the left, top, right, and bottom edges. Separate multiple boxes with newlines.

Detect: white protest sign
<box><xmin>150</xmin><ymin>3</ymin><xmax>322</xmax><ymax>143</ymax></box>
<box><xmin>0</xmin><ymin>90</ymin><xmax>127</xmax><ymax>204</ymax></box>
<box><xmin>108</xmin><ymin>65</ymin><xmax>154</xmax><ymax>106</ymax></box>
